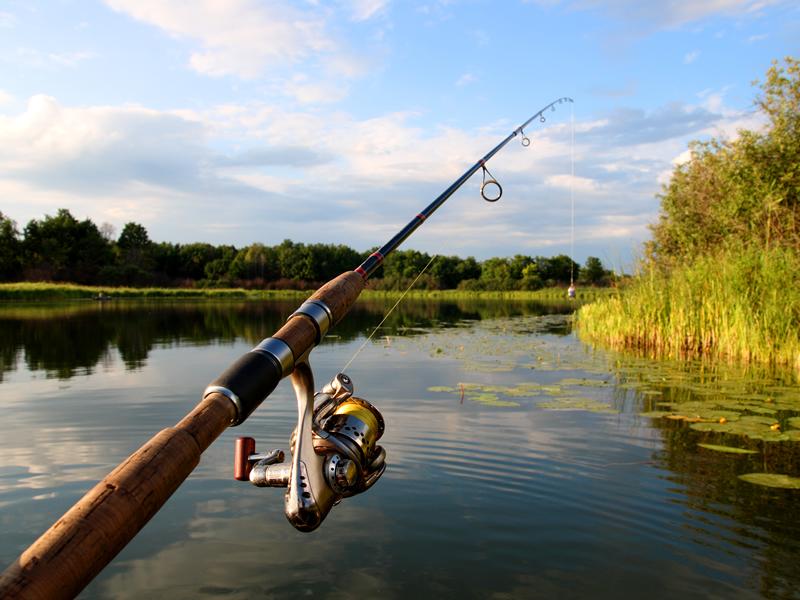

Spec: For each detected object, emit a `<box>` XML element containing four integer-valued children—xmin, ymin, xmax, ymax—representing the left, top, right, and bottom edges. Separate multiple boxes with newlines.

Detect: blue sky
<box><xmin>1</xmin><ymin>1</ymin><xmax>798</xmax><ymax>268</ymax></box>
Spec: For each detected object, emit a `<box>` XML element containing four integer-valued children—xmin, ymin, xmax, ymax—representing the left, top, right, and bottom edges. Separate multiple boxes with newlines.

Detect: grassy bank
<box><xmin>0</xmin><ymin>281</ymin><xmax>611</xmax><ymax>302</ymax></box>
<box><xmin>576</xmin><ymin>247</ymin><xmax>800</xmax><ymax>372</ymax></box>
<box><xmin>0</xmin><ymin>282</ymin><xmax>309</xmax><ymax>300</ymax></box>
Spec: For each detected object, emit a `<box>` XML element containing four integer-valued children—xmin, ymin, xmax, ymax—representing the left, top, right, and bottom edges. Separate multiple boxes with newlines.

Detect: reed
<box><xmin>576</xmin><ymin>246</ymin><xmax>800</xmax><ymax>372</ymax></box>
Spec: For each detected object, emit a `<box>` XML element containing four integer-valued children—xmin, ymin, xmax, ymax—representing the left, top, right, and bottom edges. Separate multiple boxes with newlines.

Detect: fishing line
<box><xmin>569</xmin><ymin>102</ymin><xmax>575</xmax><ymax>286</ymax></box>
<box><xmin>341</xmin><ymin>254</ymin><xmax>438</xmax><ymax>373</ymax></box>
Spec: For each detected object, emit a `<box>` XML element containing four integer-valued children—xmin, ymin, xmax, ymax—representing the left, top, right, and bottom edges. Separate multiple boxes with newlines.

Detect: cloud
<box><xmin>545</xmin><ymin>174</ymin><xmax>602</xmax><ymax>193</ymax></box>
<box><xmin>104</xmin><ymin>0</ymin><xmax>363</xmax><ymax>81</ymax></box>
<box><xmin>0</xmin><ymin>11</ymin><xmax>16</xmax><ymax>28</ymax></box>
<box><xmin>347</xmin><ymin>0</ymin><xmax>389</xmax><ymax>21</ymax></box>
<box><xmin>280</xmin><ymin>74</ymin><xmax>350</xmax><ymax>104</ymax></box>
<box><xmin>216</xmin><ymin>146</ymin><xmax>333</xmax><ymax>168</ymax></box>
<box><xmin>0</xmin><ymin>90</ymin><xmax>12</xmax><ymax>106</ymax></box>
<box><xmin>578</xmin><ymin>103</ymin><xmax>722</xmax><ymax>146</ymax></box>
<box><xmin>683</xmin><ymin>50</ymin><xmax>699</xmax><ymax>64</ymax></box>
<box><xmin>456</xmin><ymin>73</ymin><xmax>477</xmax><ymax>86</ymax></box>
<box><xmin>0</xmin><ymin>91</ymin><xmax>758</xmax><ymax>262</ymax></box>
<box><xmin>533</xmin><ymin>0</ymin><xmax>786</xmax><ymax>27</ymax></box>
<box><xmin>7</xmin><ymin>48</ymin><xmax>96</xmax><ymax>69</ymax></box>
<box><xmin>747</xmin><ymin>33</ymin><xmax>768</xmax><ymax>42</ymax></box>
<box><xmin>0</xmin><ymin>95</ymin><xmax>207</xmax><ymax>194</ymax></box>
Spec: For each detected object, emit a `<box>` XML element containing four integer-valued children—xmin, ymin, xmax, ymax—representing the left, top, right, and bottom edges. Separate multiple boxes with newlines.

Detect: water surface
<box><xmin>1</xmin><ymin>299</ymin><xmax>799</xmax><ymax>599</ymax></box>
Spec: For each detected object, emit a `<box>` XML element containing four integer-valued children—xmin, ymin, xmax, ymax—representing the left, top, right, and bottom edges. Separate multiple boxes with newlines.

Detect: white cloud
<box><xmin>683</xmin><ymin>50</ymin><xmax>699</xmax><ymax>64</ymax></box>
<box><xmin>456</xmin><ymin>73</ymin><xmax>477</xmax><ymax>86</ymax></box>
<box><xmin>0</xmin><ymin>95</ymin><xmax>207</xmax><ymax>194</ymax></box>
<box><xmin>9</xmin><ymin>48</ymin><xmax>96</xmax><ymax>69</ymax></box>
<box><xmin>545</xmin><ymin>173</ymin><xmax>603</xmax><ymax>193</ymax></box>
<box><xmin>0</xmin><ymin>90</ymin><xmax>13</xmax><ymax>106</ymax></box>
<box><xmin>47</xmin><ymin>51</ymin><xmax>97</xmax><ymax>67</ymax></box>
<box><xmin>281</xmin><ymin>74</ymin><xmax>350</xmax><ymax>104</ymax></box>
<box><xmin>747</xmin><ymin>33</ymin><xmax>768</xmax><ymax>42</ymax></box>
<box><xmin>104</xmin><ymin>0</ymin><xmax>361</xmax><ymax>80</ymax></box>
<box><xmin>0</xmin><ymin>90</ymin><xmax>761</xmax><ymax>261</ymax></box>
<box><xmin>537</xmin><ymin>0</ymin><xmax>786</xmax><ymax>27</ymax></box>
<box><xmin>347</xmin><ymin>0</ymin><xmax>389</xmax><ymax>21</ymax></box>
<box><xmin>0</xmin><ymin>11</ymin><xmax>16</xmax><ymax>28</ymax></box>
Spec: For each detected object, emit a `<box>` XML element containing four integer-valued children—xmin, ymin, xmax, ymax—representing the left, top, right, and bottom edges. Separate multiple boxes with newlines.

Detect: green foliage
<box><xmin>0</xmin><ymin>212</ymin><xmax>21</xmax><ymax>281</ymax></box>
<box><xmin>3</xmin><ymin>208</ymin><xmax>608</xmax><ymax>291</ymax></box>
<box><xmin>22</xmin><ymin>209</ymin><xmax>113</xmax><ymax>283</ymax></box>
<box><xmin>649</xmin><ymin>57</ymin><xmax>800</xmax><ymax>264</ymax></box>
<box><xmin>581</xmin><ymin>58</ymin><xmax>800</xmax><ymax>373</ymax></box>
<box><xmin>581</xmin><ymin>256</ymin><xmax>607</xmax><ymax>284</ymax></box>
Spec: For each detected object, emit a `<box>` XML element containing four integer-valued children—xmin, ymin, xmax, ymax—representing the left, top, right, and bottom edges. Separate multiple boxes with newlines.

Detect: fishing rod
<box><xmin>0</xmin><ymin>96</ymin><xmax>573</xmax><ymax>599</ymax></box>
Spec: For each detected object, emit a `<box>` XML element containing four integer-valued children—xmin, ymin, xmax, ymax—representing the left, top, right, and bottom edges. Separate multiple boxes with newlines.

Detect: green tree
<box><xmin>520</xmin><ymin>263</ymin><xmax>543</xmax><ymax>290</ymax></box>
<box><xmin>455</xmin><ymin>256</ymin><xmax>481</xmax><ymax>282</ymax></box>
<box><xmin>0</xmin><ymin>212</ymin><xmax>21</xmax><ymax>281</ymax></box>
<box><xmin>649</xmin><ymin>57</ymin><xmax>800</xmax><ymax>264</ymax></box>
<box><xmin>479</xmin><ymin>257</ymin><xmax>513</xmax><ymax>290</ymax></box>
<box><xmin>582</xmin><ymin>256</ymin><xmax>606</xmax><ymax>284</ymax></box>
<box><xmin>178</xmin><ymin>243</ymin><xmax>219</xmax><ymax>280</ymax></box>
<box><xmin>22</xmin><ymin>209</ymin><xmax>112</xmax><ymax>283</ymax></box>
<box><xmin>118</xmin><ymin>222</ymin><xmax>155</xmax><ymax>272</ymax></box>
<box><xmin>228</xmin><ymin>243</ymin><xmax>279</xmax><ymax>281</ymax></box>
<box><xmin>538</xmin><ymin>254</ymin><xmax>579</xmax><ymax>285</ymax></box>
<box><xmin>430</xmin><ymin>255</ymin><xmax>463</xmax><ymax>289</ymax></box>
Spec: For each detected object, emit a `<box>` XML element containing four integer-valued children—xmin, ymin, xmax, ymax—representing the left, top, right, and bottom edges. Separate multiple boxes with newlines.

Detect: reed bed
<box><xmin>576</xmin><ymin>247</ymin><xmax>800</xmax><ymax>373</ymax></box>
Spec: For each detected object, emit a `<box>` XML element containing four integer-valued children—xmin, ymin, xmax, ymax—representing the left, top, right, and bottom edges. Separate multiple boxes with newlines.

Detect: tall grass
<box><xmin>576</xmin><ymin>246</ymin><xmax>800</xmax><ymax>372</ymax></box>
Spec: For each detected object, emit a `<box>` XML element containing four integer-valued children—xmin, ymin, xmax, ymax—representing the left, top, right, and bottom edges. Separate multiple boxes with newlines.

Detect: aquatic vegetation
<box><xmin>537</xmin><ymin>397</ymin><xmax>618</xmax><ymax>413</ymax></box>
<box><xmin>577</xmin><ymin>246</ymin><xmax>800</xmax><ymax>373</ymax></box>
<box><xmin>738</xmin><ymin>473</ymin><xmax>800</xmax><ymax>489</ymax></box>
<box><xmin>697</xmin><ymin>443</ymin><xmax>758</xmax><ymax>455</ymax></box>
<box><xmin>690</xmin><ymin>416</ymin><xmax>800</xmax><ymax>442</ymax></box>
<box><xmin>427</xmin><ymin>382</ymin><xmax>531</xmax><ymax>407</ymax></box>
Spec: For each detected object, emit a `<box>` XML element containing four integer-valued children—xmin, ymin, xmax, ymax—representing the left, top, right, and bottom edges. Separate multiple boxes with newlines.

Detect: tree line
<box><xmin>0</xmin><ymin>208</ymin><xmax>613</xmax><ymax>290</ymax></box>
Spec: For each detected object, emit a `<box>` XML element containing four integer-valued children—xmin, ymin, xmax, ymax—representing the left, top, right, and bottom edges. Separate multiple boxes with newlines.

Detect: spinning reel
<box><xmin>234</xmin><ymin>366</ymin><xmax>386</xmax><ymax>532</ymax></box>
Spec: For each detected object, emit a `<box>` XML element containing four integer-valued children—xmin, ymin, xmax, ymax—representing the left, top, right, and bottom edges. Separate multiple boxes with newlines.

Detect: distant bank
<box><xmin>0</xmin><ymin>281</ymin><xmax>611</xmax><ymax>302</ymax></box>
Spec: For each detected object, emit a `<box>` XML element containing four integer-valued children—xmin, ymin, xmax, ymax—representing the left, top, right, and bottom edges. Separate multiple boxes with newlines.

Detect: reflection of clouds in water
<box><xmin>93</xmin><ymin>493</ymin><xmax>397</xmax><ymax>599</ymax></box>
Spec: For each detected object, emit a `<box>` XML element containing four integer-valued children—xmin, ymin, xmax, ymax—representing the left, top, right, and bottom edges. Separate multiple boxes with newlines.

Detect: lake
<box><xmin>1</xmin><ymin>298</ymin><xmax>799</xmax><ymax>599</ymax></box>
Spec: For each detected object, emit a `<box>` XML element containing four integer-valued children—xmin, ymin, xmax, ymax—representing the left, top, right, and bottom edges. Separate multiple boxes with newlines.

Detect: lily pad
<box><xmin>468</xmin><ymin>393</ymin><xmax>520</xmax><ymax>408</ymax></box>
<box><xmin>697</xmin><ymin>443</ymin><xmax>758</xmax><ymax>455</ymax></box>
<box><xmin>640</xmin><ymin>410</ymin><xmax>674</xmax><ymax>418</ymax></box>
<box><xmin>557</xmin><ymin>378</ymin><xmax>609</xmax><ymax>388</ymax></box>
<box><xmin>738</xmin><ymin>473</ymin><xmax>800</xmax><ymax>489</ymax></box>
<box><xmin>538</xmin><ymin>397</ymin><xmax>618</xmax><ymax>414</ymax></box>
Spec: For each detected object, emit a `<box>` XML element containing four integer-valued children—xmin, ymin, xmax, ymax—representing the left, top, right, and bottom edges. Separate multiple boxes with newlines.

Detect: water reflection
<box><xmin>0</xmin><ymin>298</ymin><xmax>574</xmax><ymax>380</ymax></box>
<box><xmin>1</xmin><ymin>300</ymin><xmax>799</xmax><ymax>599</ymax></box>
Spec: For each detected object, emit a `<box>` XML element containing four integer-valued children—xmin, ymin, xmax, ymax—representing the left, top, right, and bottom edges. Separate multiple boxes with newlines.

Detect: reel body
<box><xmin>234</xmin><ymin>370</ymin><xmax>385</xmax><ymax>532</ymax></box>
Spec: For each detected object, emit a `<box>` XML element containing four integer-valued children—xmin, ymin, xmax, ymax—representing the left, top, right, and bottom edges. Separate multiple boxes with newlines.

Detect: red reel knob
<box><xmin>234</xmin><ymin>437</ymin><xmax>256</xmax><ymax>481</ymax></box>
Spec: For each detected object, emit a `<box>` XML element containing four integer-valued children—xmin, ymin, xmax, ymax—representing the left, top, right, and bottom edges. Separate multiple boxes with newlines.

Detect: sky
<box><xmin>0</xmin><ymin>1</ymin><xmax>798</xmax><ymax>269</ymax></box>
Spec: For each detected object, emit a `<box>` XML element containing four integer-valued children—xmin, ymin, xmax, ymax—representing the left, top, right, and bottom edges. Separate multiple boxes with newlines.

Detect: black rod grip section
<box><xmin>208</xmin><ymin>350</ymin><xmax>282</xmax><ymax>425</ymax></box>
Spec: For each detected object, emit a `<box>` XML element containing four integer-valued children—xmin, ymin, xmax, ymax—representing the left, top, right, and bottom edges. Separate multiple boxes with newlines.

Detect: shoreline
<box><xmin>0</xmin><ymin>281</ymin><xmax>612</xmax><ymax>302</ymax></box>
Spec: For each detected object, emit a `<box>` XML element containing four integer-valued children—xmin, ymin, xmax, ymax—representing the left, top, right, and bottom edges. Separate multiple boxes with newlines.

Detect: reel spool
<box><xmin>234</xmin><ymin>371</ymin><xmax>386</xmax><ymax>532</ymax></box>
